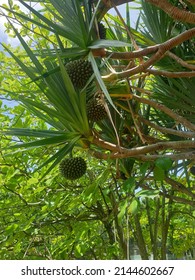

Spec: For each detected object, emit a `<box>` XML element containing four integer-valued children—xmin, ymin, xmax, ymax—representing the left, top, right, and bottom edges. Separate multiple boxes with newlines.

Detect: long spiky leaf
<box><xmin>7</xmin><ymin>19</ymin><xmax>44</xmax><ymax>74</ymax></box>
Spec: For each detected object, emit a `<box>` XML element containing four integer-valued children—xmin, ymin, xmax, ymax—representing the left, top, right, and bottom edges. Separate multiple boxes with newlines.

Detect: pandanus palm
<box><xmin>1</xmin><ymin>0</ymin><xmax>195</xmax><ymax>186</ymax></box>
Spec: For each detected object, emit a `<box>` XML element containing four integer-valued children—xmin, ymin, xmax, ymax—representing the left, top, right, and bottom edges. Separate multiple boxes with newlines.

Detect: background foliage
<box><xmin>0</xmin><ymin>0</ymin><xmax>195</xmax><ymax>259</ymax></box>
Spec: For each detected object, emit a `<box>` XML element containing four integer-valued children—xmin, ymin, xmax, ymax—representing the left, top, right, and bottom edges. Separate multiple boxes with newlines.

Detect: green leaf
<box><xmin>89</xmin><ymin>39</ymin><xmax>132</xmax><ymax>49</ymax></box>
<box><xmin>123</xmin><ymin>177</ymin><xmax>135</xmax><ymax>192</ymax></box>
<box><xmin>118</xmin><ymin>200</ymin><xmax>128</xmax><ymax>224</ymax></box>
<box><xmin>6</xmin><ymin>135</ymin><xmax>72</xmax><ymax>150</ymax></box>
<box><xmin>7</xmin><ymin>19</ymin><xmax>44</xmax><ymax>74</ymax></box>
<box><xmin>51</xmin><ymin>0</ymin><xmax>89</xmax><ymax>47</ymax></box>
<box><xmin>3</xmin><ymin>128</ymin><xmax>71</xmax><ymax>138</ymax></box>
<box><xmin>128</xmin><ymin>199</ymin><xmax>139</xmax><ymax>215</ymax></box>
<box><xmin>0</xmin><ymin>3</ymin><xmax>54</xmax><ymax>34</ymax></box>
<box><xmin>5</xmin><ymin>224</ymin><xmax>19</xmax><ymax>235</ymax></box>
<box><xmin>140</xmin><ymin>0</ymin><xmax>174</xmax><ymax>43</ymax></box>
<box><xmin>154</xmin><ymin>166</ymin><xmax>165</xmax><ymax>181</ymax></box>
<box><xmin>27</xmin><ymin>178</ymin><xmax>39</xmax><ymax>186</ymax></box>
<box><xmin>56</xmin><ymin>50</ymin><xmax>90</xmax><ymax>136</ymax></box>
<box><xmin>135</xmin><ymin>189</ymin><xmax>159</xmax><ymax>198</ymax></box>
<box><xmin>83</xmin><ymin>168</ymin><xmax>110</xmax><ymax>197</ymax></box>
<box><xmin>88</xmin><ymin>52</ymin><xmax>118</xmax><ymax>112</ymax></box>
<box><xmin>155</xmin><ymin>157</ymin><xmax>173</xmax><ymax>171</ymax></box>
<box><xmin>140</xmin><ymin>162</ymin><xmax>150</xmax><ymax>176</ymax></box>
<box><xmin>17</xmin><ymin>0</ymin><xmax>82</xmax><ymax>45</ymax></box>
<box><xmin>1</xmin><ymin>44</ymin><xmax>37</xmax><ymax>81</ymax></box>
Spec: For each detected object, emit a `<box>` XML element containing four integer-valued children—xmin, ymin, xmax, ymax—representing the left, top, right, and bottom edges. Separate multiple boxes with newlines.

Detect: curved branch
<box><xmin>90</xmin><ymin>149</ymin><xmax>195</xmax><ymax>161</ymax></box>
<box><xmin>139</xmin><ymin>116</ymin><xmax>195</xmax><ymax>139</ymax></box>
<box><xmin>165</xmin><ymin>177</ymin><xmax>195</xmax><ymax>199</ymax></box>
<box><xmin>103</xmin><ymin>28</ymin><xmax>195</xmax><ymax>81</ymax></box>
<box><xmin>132</xmin><ymin>95</ymin><xmax>195</xmax><ymax>132</ymax></box>
<box><xmin>147</xmin><ymin>69</ymin><xmax>195</xmax><ymax>78</ymax></box>
<box><xmin>106</xmin><ymin>45</ymin><xmax>159</xmax><ymax>60</ymax></box>
<box><xmin>146</xmin><ymin>0</ymin><xmax>195</xmax><ymax>24</ymax></box>
<box><xmin>96</xmin><ymin>0</ymin><xmax>134</xmax><ymax>19</ymax></box>
<box><xmin>165</xmin><ymin>195</ymin><xmax>194</xmax><ymax>206</ymax></box>
<box><xmin>92</xmin><ymin>134</ymin><xmax>195</xmax><ymax>157</ymax></box>
<box><xmin>133</xmin><ymin>152</ymin><xmax>195</xmax><ymax>161</ymax></box>
<box><xmin>142</xmin><ymin>182</ymin><xmax>195</xmax><ymax>206</ymax></box>
<box><xmin>106</xmin><ymin>28</ymin><xmax>195</xmax><ymax>61</ymax></box>
<box><xmin>167</xmin><ymin>51</ymin><xmax>195</xmax><ymax>71</ymax></box>
<box><xmin>96</xmin><ymin>0</ymin><xmax>195</xmax><ymax>24</ymax></box>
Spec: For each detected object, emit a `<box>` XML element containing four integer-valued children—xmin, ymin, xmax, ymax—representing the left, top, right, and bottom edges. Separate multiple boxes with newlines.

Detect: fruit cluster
<box><xmin>59</xmin><ymin>157</ymin><xmax>87</xmax><ymax>180</ymax></box>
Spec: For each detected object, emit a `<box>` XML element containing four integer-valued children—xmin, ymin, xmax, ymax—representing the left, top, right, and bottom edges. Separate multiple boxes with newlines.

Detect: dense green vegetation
<box><xmin>0</xmin><ymin>0</ymin><xmax>195</xmax><ymax>259</ymax></box>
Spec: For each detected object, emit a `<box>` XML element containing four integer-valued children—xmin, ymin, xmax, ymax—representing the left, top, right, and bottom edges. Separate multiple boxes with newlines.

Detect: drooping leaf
<box><xmin>118</xmin><ymin>200</ymin><xmax>128</xmax><ymax>224</ymax></box>
<box><xmin>154</xmin><ymin>166</ymin><xmax>165</xmax><ymax>181</ymax></box>
<box><xmin>88</xmin><ymin>52</ymin><xmax>117</xmax><ymax>111</ymax></box>
<box><xmin>128</xmin><ymin>199</ymin><xmax>139</xmax><ymax>215</ymax></box>
<box><xmin>135</xmin><ymin>189</ymin><xmax>160</xmax><ymax>199</ymax></box>
<box><xmin>155</xmin><ymin>157</ymin><xmax>173</xmax><ymax>171</ymax></box>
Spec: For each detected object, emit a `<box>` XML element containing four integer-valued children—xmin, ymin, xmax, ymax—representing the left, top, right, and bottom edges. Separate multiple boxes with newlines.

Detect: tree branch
<box><xmin>132</xmin><ymin>95</ymin><xmax>195</xmax><ymax>132</ymax></box>
<box><xmin>147</xmin><ymin>69</ymin><xmax>195</xmax><ymax>78</ymax></box>
<box><xmin>103</xmin><ymin>28</ymin><xmax>195</xmax><ymax>81</ymax></box>
<box><xmin>146</xmin><ymin>0</ymin><xmax>195</xmax><ymax>24</ymax></box>
<box><xmin>142</xmin><ymin>183</ymin><xmax>194</xmax><ymax>206</ymax></box>
<box><xmin>91</xmin><ymin>136</ymin><xmax>195</xmax><ymax>158</ymax></box>
<box><xmin>167</xmin><ymin>51</ymin><xmax>195</xmax><ymax>71</ymax></box>
<box><xmin>106</xmin><ymin>45</ymin><xmax>159</xmax><ymax>60</ymax></box>
<box><xmin>90</xmin><ymin>148</ymin><xmax>195</xmax><ymax>162</ymax></box>
<box><xmin>96</xmin><ymin>0</ymin><xmax>195</xmax><ymax>24</ymax></box>
<box><xmin>139</xmin><ymin>116</ymin><xmax>195</xmax><ymax>139</ymax></box>
<box><xmin>164</xmin><ymin>194</ymin><xmax>194</xmax><ymax>206</ymax></box>
<box><xmin>134</xmin><ymin>152</ymin><xmax>195</xmax><ymax>162</ymax></box>
<box><xmin>96</xmin><ymin>0</ymin><xmax>135</xmax><ymax>19</ymax></box>
<box><xmin>165</xmin><ymin>177</ymin><xmax>195</xmax><ymax>199</ymax></box>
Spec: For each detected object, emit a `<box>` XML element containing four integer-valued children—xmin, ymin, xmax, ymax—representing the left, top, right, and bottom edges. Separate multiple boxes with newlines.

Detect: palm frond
<box><xmin>152</xmin><ymin>77</ymin><xmax>195</xmax><ymax>123</ymax></box>
<box><xmin>140</xmin><ymin>0</ymin><xmax>174</xmax><ymax>44</ymax></box>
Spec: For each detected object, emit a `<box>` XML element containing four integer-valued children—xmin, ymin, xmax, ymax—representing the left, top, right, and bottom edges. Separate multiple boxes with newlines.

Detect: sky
<box><xmin>0</xmin><ymin>0</ymin><xmax>42</xmax><ymax>49</ymax></box>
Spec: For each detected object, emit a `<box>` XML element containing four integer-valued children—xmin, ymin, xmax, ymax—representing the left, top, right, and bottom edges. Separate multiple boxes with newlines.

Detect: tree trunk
<box><xmin>161</xmin><ymin>190</ymin><xmax>173</xmax><ymax>259</ymax></box>
<box><xmin>146</xmin><ymin>198</ymin><xmax>160</xmax><ymax>259</ymax></box>
<box><xmin>134</xmin><ymin>214</ymin><xmax>149</xmax><ymax>260</ymax></box>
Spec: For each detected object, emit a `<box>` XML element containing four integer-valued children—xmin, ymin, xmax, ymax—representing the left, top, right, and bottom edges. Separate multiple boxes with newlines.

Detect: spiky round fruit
<box><xmin>59</xmin><ymin>157</ymin><xmax>87</xmax><ymax>180</ymax></box>
<box><xmin>98</xmin><ymin>22</ymin><xmax>106</xmax><ymax>39</ymax></box>
<box><xmin>65</xmin><ymin>59</ymin><xmax>93</xmax><ymax>89</ymax></box>
<box><xmin>87</xmin><ymin>97</ymin><xmax>107</xmax><ymax>122</ymax></box>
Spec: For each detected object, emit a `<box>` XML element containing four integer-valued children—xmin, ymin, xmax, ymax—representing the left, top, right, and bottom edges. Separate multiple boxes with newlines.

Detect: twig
<box><xmin>167</xmin><ymin>51</ymin><xmax>195</xmax><ymax>71</ymax></box>
<box><xmin>147</xmin><ymin>69</ymin><xmax>195</xmax><ymax>78</ymax></box>
<box><xmin>4</xmin><ymin>185</ymin><xmax>43</xmax><ymax>206</ymax></box>
<box><xmin>139</xmin><ymin>116</ymin><xmax>195</xmax><ymax>139</ymax></box>
<box><xmin>127</xmin><ymin>100</ymin><xmax>146</xmax><ymax>143</ymax></box>
<box><xmin>165</xmin><ymin>177</ymin><xmax>195</xmax><ymax>199</ymax></box>
<box><xmin>141</xmin><ymin>182</ymin><xmax>194</xmax><ymax>206</ymax></box>
<box><xmin>134</xmin><ymin>151</ymin><xmax>195</xmax><ymax>161</ymax></box>
<box><xmin>132</xmin><ymin>95</ymin><xmax>195</xmax><ymax>131</ymax></box>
